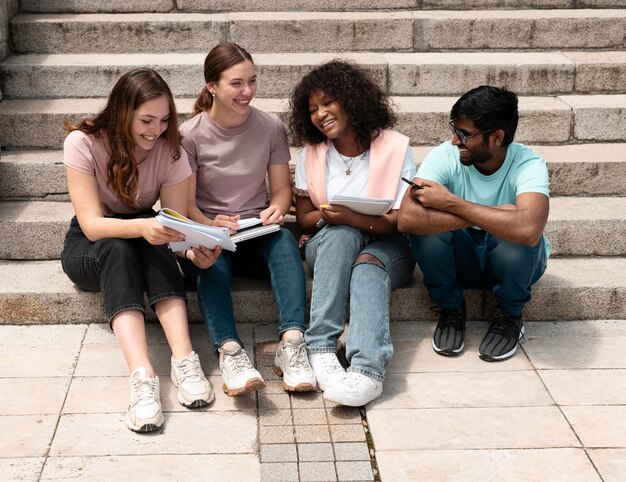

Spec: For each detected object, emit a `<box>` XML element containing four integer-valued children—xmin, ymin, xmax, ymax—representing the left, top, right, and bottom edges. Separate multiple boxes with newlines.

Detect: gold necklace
<box><xmin>337</xmin><ymin>151</ymin><xmax>367</xmax><ymax>175</ymax></box>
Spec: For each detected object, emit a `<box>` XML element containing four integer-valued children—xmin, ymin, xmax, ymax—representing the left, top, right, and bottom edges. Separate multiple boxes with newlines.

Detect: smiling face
<box><xmin>130</xmin><ymin>94</ymin><xmax>170</xmax><ymax>162</ymax></box>
<box><xmin>450</xmin><ymin>118</ymin><xmax>494</xmax><ymax>167</ymax></box>
<box><xmin>208</xmin><ymin>59</ymin><xmax>257</xmax><ymax>127</ymax></box>
<box><xmin>308</xmin><ymin>90</ymin><xmax>355</xmax><ymax>144</ymax></box>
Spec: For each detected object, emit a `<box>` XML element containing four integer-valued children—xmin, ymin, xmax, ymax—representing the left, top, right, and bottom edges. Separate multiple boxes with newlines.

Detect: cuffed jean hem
<box><xmin>108</xmin><ymin>304</ymin><xmax>146</xmax><ymax>328</ymax></box>
<box><xmin>307</xmin><ymin>347</ymin><xmax>339</xmax><ymax>354</ymax></box>
<box><xmin>277</xmin><ymin>323</ymin><xmax>306</xmax><ymax>339</ymax></box>
<box><xmin>348</xmin><ymin>366</ymin><xmax>384</xmax><ymax>382</ymax></box>
<box><xmin>212</xmin><ymin>336</ymin><xmax>244</xmax><ymax>354</ymax></box>
<box><xmin>148</xmin><ymin>292</ymin><xmax>187</xmax><ymax>307</ymax></box>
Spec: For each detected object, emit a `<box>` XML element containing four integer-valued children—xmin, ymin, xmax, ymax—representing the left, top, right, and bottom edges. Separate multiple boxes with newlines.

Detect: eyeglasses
<box><xmin>449</xmin><ymin>121</ymin><xmax>494</xmax><ymax>145</ymax></box>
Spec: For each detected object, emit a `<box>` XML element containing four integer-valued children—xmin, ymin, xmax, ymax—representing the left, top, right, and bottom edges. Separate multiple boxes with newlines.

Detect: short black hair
<box><xmin>289</xmin><ymin>60</ymin><xmax>395</xmax><ymax>149</ymax></box>
<box><xmin>451</xmin><ymin>86</ymin><xmax>519</xmax><ymax>146</ymax></box>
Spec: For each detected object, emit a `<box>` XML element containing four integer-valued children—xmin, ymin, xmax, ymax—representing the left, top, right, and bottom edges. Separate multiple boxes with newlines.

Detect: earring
<box><xmin>210</xmin><ymin>92</ymin><xmax>215</xmax><ymax>97</ymax></box>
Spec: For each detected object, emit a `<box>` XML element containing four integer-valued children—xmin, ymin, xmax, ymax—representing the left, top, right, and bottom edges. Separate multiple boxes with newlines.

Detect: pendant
<box><xmin>345</xmin><ymin>168</ymin><xmax>351</xmax><ymax>175</ymax></box>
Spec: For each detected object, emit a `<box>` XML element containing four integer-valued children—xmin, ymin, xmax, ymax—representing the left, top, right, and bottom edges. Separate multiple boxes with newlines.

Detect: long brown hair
<box><xmin>64</xmin><ymin>68</ymin><xmax>181</xmax><ymax>206</ymax></box>
<box><xmin>192</xmin><ymin>42</ymin><xmax>254</xmax><ymax>117</ymax></box>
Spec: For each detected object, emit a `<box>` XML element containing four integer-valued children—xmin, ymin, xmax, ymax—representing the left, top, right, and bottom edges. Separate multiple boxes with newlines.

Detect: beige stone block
<box><xmin>0</xmin><ymin>378</ymin><xmax>70</xmax><ymax>415</ymax></box>
<box><xmin>524</xmin><ymin>336</ymin><xmax>626</xmax><ymax>369</ymax></box>
<box><xmin>0</xmin><ymin>324</ymin><xmax>86</xmax><ymax>345</ymax></box>
<box><xmin>260</xmin><ymin>424</ymin><xmax>295</xmax><ymax>444</ymax></box>
<box><xmin>387</xmin><ymin>339</ymin><xmax>532</xmax><ymax>374</ymax></box>
<box><xmin>41</xmin><ymin>454</ymin><xmax>259</xmax><ymax>481</ymax></box>
<box><xmin>290</xmin><ymin>390</ymin><xmax>325</xmax><ymax>408</ymax></box>
<box><xmin>368</xmin><ymin>406</ymin><xmax>579</xmax><ymax>450</ymax></box>
<box><xmin>295</xmin><ymin>424</ymin><xmax>331</xmax><ymax>443</ymax></box>
<box><xmin>230</xmin><ymin>12</ymin><xmax>414</xmax><ymax>52</ymax></box>
<box><xmin>0</xmin><ymin>415</ymin><xmax>57</xmax><ymax>457</ymax></box>
<box><xmin>0</xmin><ymin>149</ymin><xmax>66</xmax><ymax>199</ymax></box>
<box><xmin>588</xmin><ymin>449</ymin><xmax>626</xmax><ymax>482</ymax></box>
<box><xmin>563</xmin><ymin>406</ymin><xmax>626</xmax><ymax>448</ymax></box>
<box><xmin>376</xmin><ymin>448</ymin><xmax>600</xmax><ymax>482</ymax></box>
<box><xmin>371</xmin><ymin>371</ymin><xmax>552</xmax><ymax>410</ymax></box>
<box><xmin>329</xmin><ymin>424</ymin><xmax>366</xmax><ymax>443</ymax></box>
<box><xmin>51</xmin><ymin>411</ymin><xmax>256</xmax><ymax>456</ymax></box>
<box><xmin>293</xmin><ymin>408</ymin><xmax>328</xmax><ymax>425</ymax></box>
<box><xmin>561</xmin><ymin>94</ymin><xmax>626</xmax><ymax>141</ymax></box>
<box><xmin>20</xmin><ymin>0</ymin><xmax>175</xmax><ymax>13</ymax></box>
<box><xmin>565</xmin><ymin>51</ymin><xmax>626</xmax><ymax>94</ymax></box>
<box><xmin>0</xmin><ymin>457</ymin><xmax>44</xmax><ymax>481</ymax></box>
<box><xmin>0</xmin><ymin>345</ymin><xmax>79</xmax><ymax>377</ymax></box>
<box><xmin>539</xmin><ymin>369</ymin><xmax>626</xmax><ymax>406</ymax></box>
<box><xmin>179</xmin><ymin>0</ymin><xmax>415</xmax><ymax>10</ymax></box>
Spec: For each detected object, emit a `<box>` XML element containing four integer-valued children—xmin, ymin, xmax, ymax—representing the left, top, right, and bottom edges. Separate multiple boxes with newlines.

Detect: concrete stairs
<box><xmin>0</xmin><ymin>1</ymin><xmax>624</xmax><ymax>325</ymax></box>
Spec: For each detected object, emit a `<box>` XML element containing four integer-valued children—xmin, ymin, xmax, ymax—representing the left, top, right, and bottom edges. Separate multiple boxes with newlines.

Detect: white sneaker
<box><xmin>125</xmin><ymin>367</ymin><xmax>164</xmax><ymax>433</ymax></box>
<box><xmin>219</xmin><ymin>342</ymin><xmax>266</xmax><ymax>396</ymax></box>
<box><xmin>171</xmin><ymin>351</ymin><xmax>214</xmax><ymax>408</ymax></box>
<box><xmin>308</xmin><ymin>352</ymin><xmax>346</xmax><ymax>391</ymax></box>
<box><xmin>273</xmin><ymin>334</ymin><xmax>317</xmax><ymax>392</ymax></box>
<box><xmin>323</xmin><ymin>371</ymin><xmax>383</xmax><ymax>407</ymax></box>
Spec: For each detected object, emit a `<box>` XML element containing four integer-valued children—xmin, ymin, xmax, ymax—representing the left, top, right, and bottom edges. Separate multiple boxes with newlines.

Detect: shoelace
<box><xmin>319</xmin><ymin>353</ymin><xmax>343</xmax><ymax>372</ymax></box>
<box><xmin>131</xmin><ymin>377</ymin><xmax>159</xmax><ymax>405</ymax></box>
<box><xmin>489</xmin><ymin>312</ymin><xmax>525</xmax><ymax>342</ymax></box>
<box><xmin>285</xmin><ymin>342</ymin><xmax>310</xmax><ymax>369</ymax></box>
<box><xmin>225</xmin><ymin>349</ymin><xmax>253</xmax><ymax>374</ymax></box>
<box><xmin>432</xmin><ymin>306</ymin><xmax>465</xmax><ymax>329</ymax></box>
<box><xmin>176</xmin><ymin>354</ymin><xmax>204</xmax><ymax>382</ymax></box>
<box><xmin>342</xmin><ymin>371</ymin><xmax>363</xmax><ymax>388</ymax></box>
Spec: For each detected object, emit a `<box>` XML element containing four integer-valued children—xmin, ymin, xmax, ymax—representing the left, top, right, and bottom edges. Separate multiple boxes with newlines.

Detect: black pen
<box><xmin>401</xmin><ymin>177</ymin><xmax>423</xmax><ymax>190</ymax></box>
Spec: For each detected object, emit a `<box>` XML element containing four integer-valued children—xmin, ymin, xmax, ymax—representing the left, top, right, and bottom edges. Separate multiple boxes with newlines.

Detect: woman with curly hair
<box><xmin>289</xmin><ymin>60</ymin><xmax>416</xmax><ymax>406</ymax></box>
<box><xmin>61</xmin><ymin>69</ymin><xmax>213</xmax><ymax>433</ymax></box>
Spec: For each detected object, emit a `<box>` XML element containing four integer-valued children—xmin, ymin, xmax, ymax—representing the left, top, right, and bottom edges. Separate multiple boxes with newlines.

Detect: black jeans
<box><xmin>61</xmin><ymin>212</ymin><xmax>187</xmax><ymax>325</ymax></box>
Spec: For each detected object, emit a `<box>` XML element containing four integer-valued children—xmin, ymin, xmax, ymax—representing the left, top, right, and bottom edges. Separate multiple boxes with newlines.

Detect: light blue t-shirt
<box><xmin>417</xmin><ymin>141</ymin><xmax>551</xmax><ymax>256</ymax></box>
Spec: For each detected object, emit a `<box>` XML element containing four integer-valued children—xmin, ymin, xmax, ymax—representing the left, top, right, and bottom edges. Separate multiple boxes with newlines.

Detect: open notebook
<box><xmin>328</xmin><ymin>194</ymin><xmax>394</xmax><ymax>216</ymax></box>
<box><xmin>156</xmin><ymin>209</ymin><xmax>279</xmax><ymax>252</ymax></box>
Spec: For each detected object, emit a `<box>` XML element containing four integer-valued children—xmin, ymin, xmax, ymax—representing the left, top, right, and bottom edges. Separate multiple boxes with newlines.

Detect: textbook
<box><xmin>156</xmin><ymin>208</ymin><xmax>280</xmax><ymax>252</ymax></box>
<box><xmin>327</xmin><ymin>194</ymin><xmax>394</xmax><ymax>216</ymax></box>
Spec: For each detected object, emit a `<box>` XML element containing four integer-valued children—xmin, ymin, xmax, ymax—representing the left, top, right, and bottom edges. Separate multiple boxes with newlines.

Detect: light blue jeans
<box><xmin>304</xmin><ymin>225</ymin><xmax>415</xmax><ymax>381</ymax></box>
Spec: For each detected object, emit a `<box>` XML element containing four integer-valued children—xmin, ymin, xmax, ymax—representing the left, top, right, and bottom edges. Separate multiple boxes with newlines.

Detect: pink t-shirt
<box><xmin>179</xmin><ymin>106</ymin><xmax>291</xmax><ymax>218</ymax></box>
<box><xmin>63</xmin><ymin>130</ymin><xmax>191</xmax><ymax>216</ymax></box>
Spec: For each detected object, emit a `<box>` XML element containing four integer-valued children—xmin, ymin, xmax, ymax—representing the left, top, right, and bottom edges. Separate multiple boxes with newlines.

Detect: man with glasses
<box><xmin>398</xmin><ymin>85</ymin><xmax>550</xmax><ymax>362</ymax></box>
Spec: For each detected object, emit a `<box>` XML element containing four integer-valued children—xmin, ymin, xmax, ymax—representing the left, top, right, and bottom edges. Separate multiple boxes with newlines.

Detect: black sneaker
<box><xmin>479</xmin><ymin>309</ymin><xmax>525</xmax><ymax>362</ymax></box>
<box><xmin>432</xmin><ymin>300</ymin><xmax>466</xmax><ymax>356</ymax></box>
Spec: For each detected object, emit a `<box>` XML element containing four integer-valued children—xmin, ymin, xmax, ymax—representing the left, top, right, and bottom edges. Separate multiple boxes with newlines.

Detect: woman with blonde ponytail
<box><xmin>178</xmin><ymin>43</ymin><xmax>316</xmax><ymax>397</ymax></box>
<box><xmin>61</xmin><ymin>68</ymin><xmax>214</xmax><ymax>433</ymax></box>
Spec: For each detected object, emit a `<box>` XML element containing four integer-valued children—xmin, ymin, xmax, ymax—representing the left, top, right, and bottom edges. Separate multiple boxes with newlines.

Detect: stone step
<box><xmin>1</xmin><ymin>197</ymin><xmax>624</xmax><ymax>260</ymax></box>
<box><xmin>2</xmin><ymin>144</ymin><xmax>625</xmax><ymax>201</ymax></box>
<box><xmin>17</xmin><ymin>0</ymin><xmax>623</xmax><ymax>14</ymax></box>
<box><xmin>0</xmin><ymin>256</ymin><xmax>624</xmax><ymax>324</ymax></box>
<box><xmin>2</xmin><ymin>95</ymin><xmax>626</xmax><ymax>149</ymax></box>
<box><xmin>2</xmin><ymin>51</ymin><xmax>625</xmax><ymax>99</ymax></box>
<box><xmin>10</xmin><ymin>10</ymin><xmax>626</xmax><ymax>54</ymax></box>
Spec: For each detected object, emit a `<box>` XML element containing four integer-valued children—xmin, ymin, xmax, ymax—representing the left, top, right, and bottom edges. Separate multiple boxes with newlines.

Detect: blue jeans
<box><xmin>61</xmin><ymin>214</ymin><xmax>187</xmax><ymax>325</ymax></box>
<box><xmin>180</xmin><ymin>228</ymin><xmax>306</xmax><ymax>354</ymax></box>
<box><xmin>410</xmin><ymin>229</ymin><xmax>548</xmax><ymax>317</ymax></box>
<box><xmin>305</xmin><ymin>225</ymin><xmax>415</xmax><ymax>381</ymax></box>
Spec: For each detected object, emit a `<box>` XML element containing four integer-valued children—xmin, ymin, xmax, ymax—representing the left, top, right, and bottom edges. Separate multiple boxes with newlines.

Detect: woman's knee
<box><xmin>354</xmin><ymin>253</ymin><xmax>384</xmax><ymax>268</ymax></box>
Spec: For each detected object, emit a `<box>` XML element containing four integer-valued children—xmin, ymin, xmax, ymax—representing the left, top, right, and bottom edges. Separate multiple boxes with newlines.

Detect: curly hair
<box><xmin>289</xmin><ymin>60</ymin><xmax>395</xmax><ymax>150</ymax></box>
<box><xmin>64</xmin><ymin>68</ymin><xmax>181</xmax><ymax>207</ymax></box>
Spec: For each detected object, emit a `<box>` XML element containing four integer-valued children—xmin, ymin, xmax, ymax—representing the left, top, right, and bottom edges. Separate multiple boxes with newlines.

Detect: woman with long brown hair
<box><xmin>61</xmin><ymin>68</ymin><xmax>214</xmax><ymax>433</ymax></box>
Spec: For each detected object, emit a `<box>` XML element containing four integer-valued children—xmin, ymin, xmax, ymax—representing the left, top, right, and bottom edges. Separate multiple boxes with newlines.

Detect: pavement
<box><xmin>1</xmin><ymin>319</ymin><xmax>625</xmax><ymax>482</ymax></box>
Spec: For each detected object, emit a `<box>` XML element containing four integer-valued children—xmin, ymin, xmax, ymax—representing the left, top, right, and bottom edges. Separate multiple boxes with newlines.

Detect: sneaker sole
<box><xmin>124</xmin><ymin>414</ymin><xmax>164</xmax><ymax>433</ymax></box>
<box><xmin>272</xmin><ymin>364</ymin><xmax>317</xmax><ymax>392</ymax></box>
<box><xmin>222</xmin><ymin>378</ymin><xmax>266</xmax><ymax>397</ymax></box>
<box><xmin>170</xmin><ymin>374</ymin><xmax>215</xmax><ymax>408</ymax></box>
<box><xmin>479</xmin><ymin>326</ymin><xmax>525</xmax><ymax>362</ymax></box>
<box><xmin>432</xmin><ymin>339</ymin><xmax>465</xmax><ymax>356</ymax></box>
<box><xmin>323</xmin><ymin>389</ymin><xmax>382</xmax><ymax>407</ymax></box>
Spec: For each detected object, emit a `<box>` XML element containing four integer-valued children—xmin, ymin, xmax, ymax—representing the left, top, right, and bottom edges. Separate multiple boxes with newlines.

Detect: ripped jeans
<box><xmin>304</xmin><ymin>225</ymin><xmax>415</xmax><ymax>381</ymax></box>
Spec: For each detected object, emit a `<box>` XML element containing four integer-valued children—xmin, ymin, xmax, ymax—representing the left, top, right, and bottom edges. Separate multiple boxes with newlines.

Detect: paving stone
<box><xmin>524</xmin><ymin>336</ymin><xmax>626</xmax><ymax>369</ymax></box>
<box><xmin>333</xmin><ymin>443</ymin><xmax>371</xmax><ymax>462</ymax></box>
<box><xmin>371</xmin><ymin>371</ymin><xmax>552</xmax><ymax>409</ymax></box>
<box><xmin>561</xmin><ymin>406</ymin><xmax>626</xmax><ymax>448</ymax></box>
<box><xmin>330</xmin><ymin>425</ymin><xmax>366</xmax><ymax>443</ymax></box>
<box><xmin>260</xmin><ymin>444</ymin><xmax>298</xmax><ymax>463</ymax></box>
<box><xmin>20</xmin><ymin>0</ymin><xmax>175</xmax><ymax>13</ymax></box>
<box><xmin>587</xmin><ymin>449</ymin><xmax>626</xmax><ymax>482</ymax></box>
<box><xmin>0</xmin><ymin>324</ymin><xmax>86</xmax><ymax>345</ymax></box>
<box><xmin>0</xmin><ymin>414</ymin><xmax>57</xmax><ymax>457</ymax></box>
<box><xmin>0</xmin><ymin>377</ymin><xmax>70</xmax><ymax>415</ymax></box>
<box><xmin>538</xmin><ymin>369</ymin><xmax>626</xmax><ymax>405</ymax></box>
<box><xmin>299</xmin><ymin>461</ymin><xmax>337</xmax><ymax>481</ymax></box>
<box><xmin>295</xmin><ymin>425</ymin><xmax>332</xmax><ymax>443</ymax></box>
<box><xmin>0</xmin><ymin>457</ymin><xmax>44</xmax><ymax>481</ymax></box>
<box><xmin>290</xmin><ymin>390</ymin><xmax>325</xmax><ymax>408</ymax></box>
<box><xmin>336</xmin><ymin>461</ymin><xmax>375</xmax><ymax>481</ymax></box>
<box><xmin>260</xmin><ymin>462</ymin><xmax>299</xmax><ymax>482</ymax></box>
<box><xmin>368</xmin><ymin>407</ymin><xmax>579</xmax><ymax>450</ymax></box>
<box><xmin>42</xmin><ymin>454</ymin><xmax>259</xmax><ymax>481</ymax></box>
<box><xmin>326</xmin><ymin>406</ymin><xmax>362</xmax><ymax>424</ymax></box>
<box><xmin>259</xmin><ymin>409</ymin><xmax>293</xmax><ymax>426</ymax></box>
<box><xmin>293</xmin><ymin>408</ymin><xmax>328</xmax><ymax>425</ymax></box>
<box><xmin>260</xmin><ymin>425</ymin><xmax>296</xmax><ymax>444</ymax></box>
<box><xmin>298</xmin><ymin>443</ymin><xmax>334</xmax><ymax>462</ymax></box>
<box><xmin>376</xmin><ymin>448</ymin><xmax>600</xmax><ymax>482</ymax></box>
<box><xmin>258</xmin><ymin>392</ymin><xmax>291</xmax><ymax>410</ymax></box>
<box><xmin>0</xmin><ymin>345</ymin><xmax>79</xmax><ymax>377</ymax></box>
<box><xmin>50</xmin><ymin>412</ymin><xmax>257</xmax><ymax>456</ymax></box>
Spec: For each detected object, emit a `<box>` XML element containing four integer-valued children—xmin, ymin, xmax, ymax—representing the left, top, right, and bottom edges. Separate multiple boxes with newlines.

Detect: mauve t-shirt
<box><xmin>179</xmin><ymin>106</ymin><xmax>291</xmax><ymax>218</ymax></box>
<box><xmin>63</xmin><ymin>130</ymin><xmax>191</xmax><ymax>216</ymax></box>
